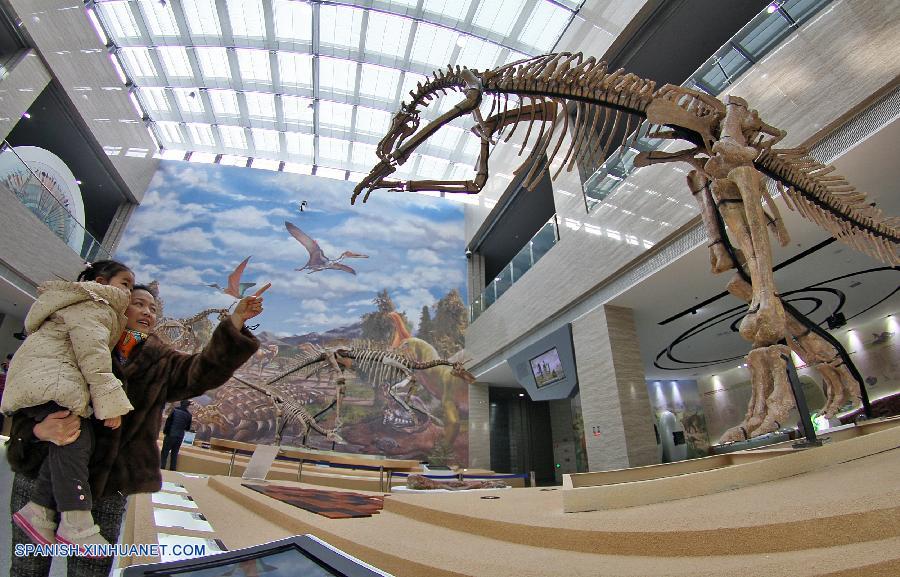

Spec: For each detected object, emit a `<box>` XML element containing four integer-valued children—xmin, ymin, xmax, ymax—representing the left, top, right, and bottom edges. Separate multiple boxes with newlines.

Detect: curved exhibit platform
<box><xmin>122</xmin><ymin>418</ymin><xmax>900</xmax><ymax>577</ymax></box>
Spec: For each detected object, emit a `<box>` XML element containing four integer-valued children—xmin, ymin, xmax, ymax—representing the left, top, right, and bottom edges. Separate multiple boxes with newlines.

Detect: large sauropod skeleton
<box><xmin>351</xmin><ymin>52</ymin><xmax>899</xmax><ymax>444</ymax></box>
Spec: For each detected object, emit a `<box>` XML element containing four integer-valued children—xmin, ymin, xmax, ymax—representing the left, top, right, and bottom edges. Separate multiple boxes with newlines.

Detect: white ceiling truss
<box><xmin>88</xmin><ymin>0</ymin><xmax>583</xmax><ymax>183</ymax></box>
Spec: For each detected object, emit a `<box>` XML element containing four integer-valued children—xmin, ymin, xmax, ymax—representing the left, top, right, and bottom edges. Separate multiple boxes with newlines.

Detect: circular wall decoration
<box><xmin>0</xmin><ymin>145</ymin><xmax>86</xmax><ymax>253</ymax></box>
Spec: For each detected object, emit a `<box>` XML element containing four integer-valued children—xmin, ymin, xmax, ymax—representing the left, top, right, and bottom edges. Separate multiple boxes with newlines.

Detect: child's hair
<box><xmin>77</xmin><ymin>260</ymin><xmax>132</xmax><ymax>283</ymax></box>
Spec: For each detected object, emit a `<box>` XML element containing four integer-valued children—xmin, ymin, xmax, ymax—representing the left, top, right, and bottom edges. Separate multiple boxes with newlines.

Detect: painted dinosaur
<box><xmin>351</xmin><ymin>52</ymin><xmax>900</xmax><ymax>444</ymax></box>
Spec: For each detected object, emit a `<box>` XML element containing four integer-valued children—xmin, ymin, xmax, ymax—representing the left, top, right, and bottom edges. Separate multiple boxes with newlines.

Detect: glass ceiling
<box><xmin>90</xmin><ymin>0</ymin><xmax>584</xmax><ymax>186</ymax></box>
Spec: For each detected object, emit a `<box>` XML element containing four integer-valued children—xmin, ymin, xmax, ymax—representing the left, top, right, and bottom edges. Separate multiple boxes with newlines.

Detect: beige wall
<box><xmin>0</xmin><ymin>50</ymin><xmax>52</xmax><ymax>142</ymax></box>
<box><xmin>573</xmin><ymin>305</ymin><xmax>657</xmax><ymax>471</ymax></box>
<box><xmin>467</xmin><ymin>382</ymin><xmax>491</xmax><ymax>469</ymax></box>
<box><xmin>0</xmin><ymin>183</ymin><xmax>86</xmax><ymax>286</ymax></box>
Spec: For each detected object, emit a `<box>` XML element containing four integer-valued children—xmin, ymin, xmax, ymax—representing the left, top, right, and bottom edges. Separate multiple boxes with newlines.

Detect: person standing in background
<box><xmin>161</xmin><ymin>399</ymin><xmax>193</xmax><ymax>471</ymax></box>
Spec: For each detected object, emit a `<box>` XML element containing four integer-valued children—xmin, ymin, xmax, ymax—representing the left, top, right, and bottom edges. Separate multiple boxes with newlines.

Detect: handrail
<box><xmin>0</xmin><ymin>140</ymin><xmax>109</xmax><ymax>261</ymax></box>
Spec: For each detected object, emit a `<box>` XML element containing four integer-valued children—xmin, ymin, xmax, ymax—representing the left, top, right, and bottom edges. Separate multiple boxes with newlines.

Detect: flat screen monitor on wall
<box><xmin>123</xmin><ymin>535</ymin><xmax>389</xmax><ymax>577</ymax></box>
<box><xmin>529</xmin><ymin>347</ymin><xmax>566</xmax><ymax>388</ymax></box>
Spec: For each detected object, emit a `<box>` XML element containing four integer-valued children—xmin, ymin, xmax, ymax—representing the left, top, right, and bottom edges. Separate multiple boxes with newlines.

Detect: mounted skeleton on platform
<box><xmin>154</xmin><ymin>308</ymin><xmax>230</xmax><ymax>353</ymax></box>
<box><xmin>352</xmin><ymin>52</ymin><xmax>899</xmax><ymax>444</ymax></box>
<box><xmin>232</xmin><ymin>345</ymin><xmax>474</xmax><ymax>446</ymax></box>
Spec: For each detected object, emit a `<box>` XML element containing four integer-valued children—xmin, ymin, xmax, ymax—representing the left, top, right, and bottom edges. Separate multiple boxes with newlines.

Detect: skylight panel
<box><xmin>138</xmin><ymin>0</ymin><xmax>180</xmax><ymax>37</ymax></box>
<box><xmin>173</xmin><ymin>88</ymin><xmax>205</xmax><ymax>114</ymax></box>
<box><xmin>181</xmin><ymin>0</ymin><xmax>221</xmax><ymax>37</ymax></box>
<box><xmin>503</xmin><ymin>50</ymin><xmax>531</xmax><ymax>66</ymax></box>
<box><xmin>519</xmin><ymin>1</ymin><xmax>571</xmax><ymax>52</ymax></box>
<box><xmin>410</xmin><ymin>23</ymin><xmax>458</xmax><ymax>69</ymax></box>
<box><xmin>155</xmin><ymin>121</ymin><xmax>184</xmax><ymax>143</ymax></box>
<box><xmin>252</xmin><ymin>158</ymin><xmax>281</xmax><ymax>171</ymax></box>
<box><xmin>138</xmin><ymin>87</ymin><xmax>170</xmax><ymax>112</ymax></box>
<box><xmin>220</xmin><ymin>154</ymin><xmax>248</xmax><ymax>166</ymax></box>
<box><xmin>219</xmin><ymin>125</ymin><xmax>247</xmax><ymax>149</ymax></box>
<box><xmin>316</xmin><ymin>166</ymin><xmax>347</xmax><ymax>180</ymax></box>
<box><xmin>208</xmin><ymin>89</ymin><xmax>239</xmax><ymax>116</ymax></box>
<box><xmin>448</xmin><ymin>163</ymin><xmax>471</xmax><ymax>181</ymax></box>
<box><xmin>190</xmin><ymin>151</ymin><xmax>217</xmax><ymax>163</ymax></box>
<box><xmin>284</xmin><ymin>132</ymin><xmax>314</xmax><ymax>160</ymax></box>
<box><xmin>430</xmin><ymin>125</ymin><xmax>464</xmax><ymax>150</ymax></box>
<box><xmin>97</xmin><ymin>1</ymin><xmax>140</xmax><ymax>39</ymax></box>
<box><xmin>318</xmin><ymin>57</ymin><xmax>358</xmax><ymax>95</ymax></box>
<box><xmin>244</xmin><ymin>91</ymin><xmax>276</xmax><ymax>119</ymax></box>
<box><xmin>236</xmin><ymin>49</ymin><xmax>271</xmax><ymax>83</ymax></box>
<box><xmin>423</xmin><ymin>0</ymin><xmax>471</xmax><ymax>22</ymax></box>
<box><xmin>461</xmin><ymin>133</ymin><xmax>482</xmax><ymax>158</ymax></box>
<box><xmin>417</xmin><ymin>155</ymin><xmax>450</xmax><ymax>179</ymax></box>
<box><xmin>318</xmin><ymin>137</ymin><xmax>350</xmax><ymax>162</ymax></box>
<box><xmin>283</xmin><ymin>161</ymin><xmax>312</xmax><ymax>174</ymax></box>
<box><xmin>277</xmin><ymin>53</ymin><xmax>313</xmax><ymax>88</ymax></box>
<box><xmin>472</xmin><ymin>0</ymin><xmax>527</xmax><ymax>36</ymax></box>
<box><xmin>119</xmin><ymin>48</ymin><xmax>157</xmax><ymax>78</ymax></box>
<box><xmin>399</xmin><ymin>72</ymin><xmax>427</xmax><ymax>103</ymax></box>
<box><xmin>350</xmin><ymin>142</ymin><xmax>378</xmax><ymax>168</ymax></box>
<box><xmin>281</xmin><ymin>95</ymin><xmax>315</xmax><ymax>125</ymax></box>
<box><xmin>195</xmin><ymin>47</ymin><xmax>231</xmax><ymax>80</ymax></box>
<box><xmin>226</xmin><ymin>0</ymin><xmax>265</xmax><ymax>38</ymax></box>
<box><xmin>251</xmin><ymin>128</ymin><xmax>280</xmax><ymax>152</ymax></box>
<box><xmin>319</xmin><ymin>101</ymin><xmax>354</xmax><ymax>130</ymax></box>
<box><xmin>187</xmin><ymin>123</ymin><xmax>215</xmax><ymax>146</ymax></box>
<box><xmin>358</xmin><ymin>64</ymin><xmax>401</xmax><ymax>100</ymax></box>
<box><xmin>354</xmin><ymin>106</ymin><xmax>392</xmax><ymax>135</ymax></box>
<box><xmin>365</xmin><ymin>12</ymin><xmax>412</xmax><ymax>58</ymax></box>
<box><xmin>319</xmin><ymin>5</ymin><xmax>364</xmax><ymax>49</ymax></box>
<box><xmin>157</xmin><ymin>46</ymin><xmax>193</xmax><ymax>78</ymax></box>
<box><xmin>457</xmin><ymin>37</ymin><xmax>503</xmax><ymax>71</ymax></box>
<box><xmin>273</xmin><ymin>0</ymin><xmax>312</xmax><ymax>42</ymax></box>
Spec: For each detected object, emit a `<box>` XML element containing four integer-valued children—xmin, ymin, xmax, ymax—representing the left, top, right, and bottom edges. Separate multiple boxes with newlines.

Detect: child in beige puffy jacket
<box><xmin>1</xmin><ymin>260</ymin><xmax>135</xmax><ymax>551</ymax></box>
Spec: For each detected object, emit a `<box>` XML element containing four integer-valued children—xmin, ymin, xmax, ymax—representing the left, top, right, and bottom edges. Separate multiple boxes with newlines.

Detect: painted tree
<box><xmin>417</xmin><ymin>305</ymin><xmax>434</xmax><ymax>344</ymax></box>
<box><xmin>360</xmin><ymin>289</ymin><xmax>409</xmax><ymax>344</ymax></box>
<box><xmin>430</xmin><ymin>289</ymin><xmax>467</xmax><ymax>357</ymax></box>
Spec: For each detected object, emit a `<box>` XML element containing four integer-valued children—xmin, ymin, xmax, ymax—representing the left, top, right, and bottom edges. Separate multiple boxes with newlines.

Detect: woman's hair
<box><xmin>77</xmin><ymin>260</ymin><xmax>132</xmax><ymax>283</ymax></box>
<box><xmin>132</xmin><ymin>283</ymin><xmax>158</xmax><ymax>300</ymax></box>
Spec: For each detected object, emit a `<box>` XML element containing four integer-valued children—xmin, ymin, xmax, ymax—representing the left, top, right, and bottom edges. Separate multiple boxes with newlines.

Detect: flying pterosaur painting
<box><xmin>208</xmin><ymin>256</ymin><xmax>256</xmax><ymax>298</ymax></box>
<box><xmin>285</xmin><ymin>221</ymin><xmax>369</xmax><ymax>276</ymax></box>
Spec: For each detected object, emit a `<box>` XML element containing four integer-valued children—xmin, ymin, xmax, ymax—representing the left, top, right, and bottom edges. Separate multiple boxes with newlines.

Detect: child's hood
<box><xmin>25</xmin><ymin>280</ymin><xmax>130</xmax><ymax>333</ymax></box>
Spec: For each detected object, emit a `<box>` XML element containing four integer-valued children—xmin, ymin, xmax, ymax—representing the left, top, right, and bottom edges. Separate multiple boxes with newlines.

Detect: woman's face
<box><xmin>125</xmin><ymin>289</ymin><xmax>158</xmax><ymax>332</ymax></box>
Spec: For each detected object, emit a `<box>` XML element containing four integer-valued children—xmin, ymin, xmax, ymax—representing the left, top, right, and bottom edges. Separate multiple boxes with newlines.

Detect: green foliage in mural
<box><xmin>429</xmin><ymin>289</ymin><xmax>467</xmax><ymax>357</ymax></box>
<box><xmin>360</xmin><ymin>289</ymin><xmax>410</xmax><ymax>344</ymax></box>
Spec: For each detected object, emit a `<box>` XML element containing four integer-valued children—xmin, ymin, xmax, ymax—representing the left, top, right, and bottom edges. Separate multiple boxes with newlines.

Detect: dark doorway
<box><xmin>489</xmin><ymin>387</ymin><xmax>556</xmax><ymax>486</ymax></box>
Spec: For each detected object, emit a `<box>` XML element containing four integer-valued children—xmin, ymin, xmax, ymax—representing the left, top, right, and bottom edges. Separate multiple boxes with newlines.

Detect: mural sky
<box><xmin>117</xmin><ymin>160</ymin><xmax>467</xmax><ymax>337</ymax></box>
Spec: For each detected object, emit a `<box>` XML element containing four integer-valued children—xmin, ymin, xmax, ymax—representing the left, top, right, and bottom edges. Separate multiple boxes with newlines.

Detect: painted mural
<box><xmin>647</xmin><ymin>379</ymin><xmax>710</xmax><ymax>458</ymax></box>
<box><xmin>118</xmin><ymin>160</ymin><xmax>470</xmax><ymax>465</ymax></box>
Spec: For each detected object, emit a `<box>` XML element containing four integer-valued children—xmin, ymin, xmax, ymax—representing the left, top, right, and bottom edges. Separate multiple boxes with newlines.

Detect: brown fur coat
<box><xmin>6</xmin><ymin>319</ymin><xmax>258</xmax><ymax>498</ymax></box>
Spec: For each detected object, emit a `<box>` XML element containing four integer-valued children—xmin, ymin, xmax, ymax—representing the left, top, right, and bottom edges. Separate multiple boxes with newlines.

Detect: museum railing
<box><xmin>470</xmin><ymin>215</ymin><xmax>559</xmax><ymax>322</ymax></box>
<box><xmin>583</xmin><ymin>0</ymin><xmax>833</xmax><ymax>210</ymax></box>
<box><xmin>0</xmin><ymin>141</ymin><xmax>110</xmax><ymax>261</ymax></box>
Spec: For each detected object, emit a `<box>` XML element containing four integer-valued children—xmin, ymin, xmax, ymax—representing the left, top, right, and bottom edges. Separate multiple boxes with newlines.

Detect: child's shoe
<box><xmin>12</xmin><ymin>501</ymin><xmax>58</xmax><ymax>545</ymax></box>
<box><xmin>56</xmin><ymin>510</ymin><xmax>109</xmax><ymax>555</ymax></box>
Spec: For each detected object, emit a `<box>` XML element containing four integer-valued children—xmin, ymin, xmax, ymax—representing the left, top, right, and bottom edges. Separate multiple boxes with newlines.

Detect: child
<box><xmin>1</xmin><ymin>260</ymin><xmax>136</xmax><ymax>549</ymax></box>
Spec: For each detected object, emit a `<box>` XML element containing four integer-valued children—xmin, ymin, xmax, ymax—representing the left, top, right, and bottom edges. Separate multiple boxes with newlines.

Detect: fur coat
<box><xmin>1</xmin><ymin>281</ymin><xmax>132</xmax><ymax>420</ymax></box>
<box><xmin>6</xmin><ymin>319</ymin><xmax>258</xmax><ymax>498</ymax></box>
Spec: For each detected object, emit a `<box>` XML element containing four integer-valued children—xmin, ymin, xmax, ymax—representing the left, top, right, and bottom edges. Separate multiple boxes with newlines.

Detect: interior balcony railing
<box><xmin>0</xmin><ymin>141</ymin><xmax>109</xmax><ymax>261</ymax></box>
<box><xmin>583</xmin><ymin>0</ymin><xmax>832</xmax><ymax>210</ymax></box>
<box><xmin>470</xmin><ymin>215</ymin><xmax>559</xmax><ymax>323</ymax></box>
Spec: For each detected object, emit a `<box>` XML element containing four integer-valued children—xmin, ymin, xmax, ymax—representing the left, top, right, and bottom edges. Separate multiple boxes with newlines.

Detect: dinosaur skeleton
<box><xmin>231</xmin><ymin>345</ymin><xmax>474</xmax><ymax>446</ymax></box>
<box><xmin>154</xmin><ymin>308</ymin><xmax>230</xmax><ymax>353</ymax></box>
<box><xmin>352</xmin><ymin>52</ymin><xmax>899</xmax><ymax>444</ymax></box>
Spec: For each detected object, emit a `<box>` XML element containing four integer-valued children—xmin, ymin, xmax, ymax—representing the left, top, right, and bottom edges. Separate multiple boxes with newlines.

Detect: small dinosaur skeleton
<box><xmin>231</xmin><ymin>345</ymin><xmax>475</xmax><ymax>446</ymax></box>
<box><xmin>154</xmin><ymin>308</ymin><xmax>230</xmax><ymax>353</ymax></box>
<box><xmin>352</xmin><ymin>52</ymin><xmax>899</xmax><ymax>444</ymax></box>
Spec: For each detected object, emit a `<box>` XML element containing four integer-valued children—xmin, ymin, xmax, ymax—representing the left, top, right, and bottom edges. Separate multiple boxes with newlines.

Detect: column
<box><xmin>466</xmin><ymin>382</ymin><xmax>490</xmax><ymax>469</ymax></box>
<box><xmin>572</xmin><ymin>304</ymin><xmax>657</xmax><ymax>471</ymax></box>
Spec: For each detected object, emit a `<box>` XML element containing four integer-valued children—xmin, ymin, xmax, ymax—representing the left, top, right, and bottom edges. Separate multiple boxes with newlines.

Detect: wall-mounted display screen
<box><xmin>529</xmin><ymin>348</ymin><xmax>566</xmax><ymax>388</ymax></box>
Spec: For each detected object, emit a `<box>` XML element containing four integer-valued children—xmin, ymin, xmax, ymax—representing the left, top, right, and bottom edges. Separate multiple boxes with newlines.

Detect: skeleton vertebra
<box><xmin>352</xmin><ymin>52</ymin><xmax>899</xmax><ymax>444</ymax></box>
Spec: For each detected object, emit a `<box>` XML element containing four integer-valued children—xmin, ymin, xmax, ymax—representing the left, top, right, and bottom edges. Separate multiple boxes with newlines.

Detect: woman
<box><xmin>7</xmin><ymin>282</ymin><xmax>268</xmax><ymax>576</ymax></box>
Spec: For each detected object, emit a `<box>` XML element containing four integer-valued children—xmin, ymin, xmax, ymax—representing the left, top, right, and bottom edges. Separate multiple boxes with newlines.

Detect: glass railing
<box><xmin>0</xmin><ymin>141</ymin><xmax>109</xmax><ymax>261</ymax></box>
<box><xmin>470</xmin><ymin>216</ymin><xmax>559</xmax><ymax>322</ymax></box>
<box><xmin>583</xmin><ymin>0</ymin><xmax>832</xmax><ymax>210</ymax></box>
